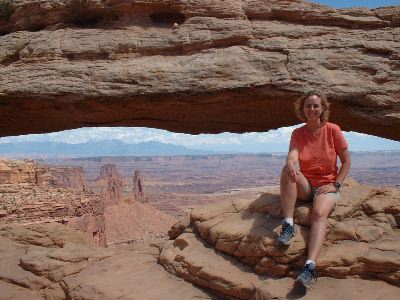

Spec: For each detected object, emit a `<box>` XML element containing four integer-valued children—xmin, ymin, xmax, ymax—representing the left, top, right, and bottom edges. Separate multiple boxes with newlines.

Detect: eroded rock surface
<box><xmin>93</xmin><ymin>163</ymin><xmax>176</xmax><ymax>246</ymax></box>
<box><xmin>0</xmin><ymin>159</ymin><xmax>106</xmax><ymax>246</ymax></box>
<box><xmin>0</xmin><ymin>159</ymin><xmax>175</xmax><ymax>247</ymax></box>
<box><xmin>133</xmin><ymin>169</ymin><xmax>148</xmax><ymax>203</ymax></box>
<box><xmin>160</xmin><ymin>180</ymin><xmax>400</xmax><ymax>298</ymax></box>
<box><xmin>44</xmin><ymin>166</ymin><xmax>87</xmax><ymax>191</ymax></box>
<box><xmin>0</xmin><ymin>223</ymin><xmax>216</xmax><ymax>300</ymax></box>
<box><xmin>98</xmin><ymin>163</ymin><xmax>124</xmax><ymax>205</ymax></box>
<box><xmin>104</xmin><ymin>200</ymin><xmax>176</xmax><ymax>247</ymax></box>
<box><xmin>0</xmin><ymin>0</ymin><xmax>399</xmax><ymax>140</ymax></box>
<box><xmin>0</xmin><ymin>159</ymin><xmax>42</xmax><ymax>184</ymax></box>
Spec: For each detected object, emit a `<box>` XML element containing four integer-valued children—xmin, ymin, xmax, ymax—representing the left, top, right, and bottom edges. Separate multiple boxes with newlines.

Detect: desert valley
<box><xmin>40</xmin><ymin>151</ymin><xmax>400</xmax><ymax>219</ymax></box>
<box><xmin>1</xmin><ymin>151</ymin><xmax>399</xmax><ymax>299</ymax></box>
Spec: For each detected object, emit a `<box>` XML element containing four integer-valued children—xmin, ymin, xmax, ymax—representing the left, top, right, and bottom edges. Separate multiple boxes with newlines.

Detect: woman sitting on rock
<box><xmin>277</xmin><ymin>90</ymin><xmax>351</xmax><ymax>288</ymax></box>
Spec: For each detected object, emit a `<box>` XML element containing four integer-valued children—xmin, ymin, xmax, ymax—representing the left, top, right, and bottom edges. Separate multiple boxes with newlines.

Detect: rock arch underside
<box><xmin>0</xmin><ymin>0</ymin><xmax>399</xmax><ymax>140</ymax></box>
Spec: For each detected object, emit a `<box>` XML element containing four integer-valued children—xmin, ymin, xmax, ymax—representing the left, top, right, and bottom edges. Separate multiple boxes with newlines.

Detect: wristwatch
<box><xmin>334</xmin><ymin>181</ymin><xmax>341</xmax><ymax>191</ymax></box>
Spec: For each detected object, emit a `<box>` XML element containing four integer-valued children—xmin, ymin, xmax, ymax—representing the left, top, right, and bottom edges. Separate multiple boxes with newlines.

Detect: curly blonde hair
<box><xmin>294</xmin><ymin>90</ymin><xmax>330</xmax><ymax>122</ymax></box>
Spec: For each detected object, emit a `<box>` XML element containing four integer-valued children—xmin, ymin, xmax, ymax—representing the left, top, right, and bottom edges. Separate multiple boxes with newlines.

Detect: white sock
<box><xmin>283</xmin><ymin>218</ymin><xmax>294</xmax><ymax>226</ymax></box>
<box><xmin>305</xmin><ymin>259</ymin><xmax>316</xmax><ymax>269</ymax></box>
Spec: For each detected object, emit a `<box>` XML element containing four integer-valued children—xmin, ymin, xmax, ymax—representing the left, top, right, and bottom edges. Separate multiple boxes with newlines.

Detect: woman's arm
<box><xmin>285</xmin><ymin>148</ymin><xmax>300</xmax><ymax>181</ymax></box>
<box><xmin>336</xmin><ymin>148</ymin><xmax>351</xmax><ymax>185</ymax></box>
<box><xmin>315</xmin><ymin>148</ymin><xmax>350</xmax><ymax>195</ymax></box>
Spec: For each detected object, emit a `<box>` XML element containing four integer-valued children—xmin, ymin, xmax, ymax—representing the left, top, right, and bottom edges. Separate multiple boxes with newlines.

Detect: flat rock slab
<box><xmin>160</xmin><ymin>231</ymin><xmax>400</xmax><ymax>300</ymax></box>
<box><xmin>0</xmin><ymin>223</ymin><xmax>216</xmax><ymax>299</ymax></box>
<box><xmin>162</xmin><ymin>180</ymin><xmax>400</xmax><ymax>298</ymax></box>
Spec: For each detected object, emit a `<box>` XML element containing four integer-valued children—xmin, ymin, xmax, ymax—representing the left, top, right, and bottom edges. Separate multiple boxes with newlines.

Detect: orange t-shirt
<box><xmin>289</xmin><ymin>122</ymin><xmax>348</xmax><ymax>187</ymax></box>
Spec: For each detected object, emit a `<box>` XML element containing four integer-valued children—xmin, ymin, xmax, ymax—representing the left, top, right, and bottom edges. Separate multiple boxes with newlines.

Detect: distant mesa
<box><xmin>99</xmin><ymin>163</ymin><xmax>121</xmax><ymax>180</ymax></box>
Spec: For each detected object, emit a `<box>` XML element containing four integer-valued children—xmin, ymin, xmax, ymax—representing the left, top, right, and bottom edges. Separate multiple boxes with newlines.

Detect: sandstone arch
<box><xmin>0</xmin><ymin>0</ymin><xmax>399</xmax><ymax>140</ymax></box>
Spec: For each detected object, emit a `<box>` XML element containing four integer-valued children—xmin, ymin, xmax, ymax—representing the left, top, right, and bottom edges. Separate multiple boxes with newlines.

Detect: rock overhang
<box><xmin>0</xmin><ymin>0</ymin><xmax>399</xmax><ymax>141</ymax></box>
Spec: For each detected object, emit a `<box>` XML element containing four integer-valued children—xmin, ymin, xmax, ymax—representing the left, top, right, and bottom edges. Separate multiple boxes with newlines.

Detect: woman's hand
<box><xmin>315</xmin><ymin>183</ymin><xmax>337</xmax><ymax>195</ymax></box>
<box><xmin>285</xmin><ymin>162</ymin><xmax>299</xmax><ymax>181</ymax></box>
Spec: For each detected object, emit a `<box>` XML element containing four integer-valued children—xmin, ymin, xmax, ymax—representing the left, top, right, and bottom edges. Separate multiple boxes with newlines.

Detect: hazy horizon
<box><xmin>1</xmin><ymin>132</ymin><xmax>399</xmax><ymax>157</ymax></box>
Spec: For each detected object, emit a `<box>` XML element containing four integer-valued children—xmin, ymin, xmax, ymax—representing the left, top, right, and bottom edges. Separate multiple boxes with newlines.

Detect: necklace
<box><xmin>312</xmin><ymin>127</ymin><xmax>321</xmax><ymax>137</ymax></box>
<box><xmin>306</xmin><ymin>123</ymin><xmax>323</xmax><ymax>137</ymax></box>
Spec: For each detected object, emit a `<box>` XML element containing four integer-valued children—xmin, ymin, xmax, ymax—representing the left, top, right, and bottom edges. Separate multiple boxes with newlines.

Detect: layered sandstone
<box><xmin>0</xmin><ymin>159</ymin><xmax>106</xmax><ymax>246</ymax></box>
<box><xmin>160</xmin><ymin>179</ymin><xmax>400</xmax><ymax>298</ymax></box>
<box><xmin>0</xmin><ymin>159</ymin><xmax>42</xmax><ymax>184</ymax></box>
<box><xmin>0</xmin><ymin>0</ymin><xmax>399</xmax><ymax>140</ymax></box>
<box><xmin>1</xmin><ymin>180</ymin><xmax>398</xmax><ymax>300</ymax></box>
<box><xmin>43</xmin><ymin>167</ymin><xmax>86</xmax><ymax>191</ymax></box>
<box><xmin>0</xmin><ymin>223</ymin><xmax>214</xmax><ymax>300</ymax></box>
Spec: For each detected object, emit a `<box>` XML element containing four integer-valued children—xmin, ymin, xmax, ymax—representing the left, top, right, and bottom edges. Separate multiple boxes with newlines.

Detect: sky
<box><xmin>311</xmin><ymin>0</ymin><xmax>400</xmax><ymax>8</ymax></box>
<box><xmin>1</xmin><ymin>0</ymin><xmax>399</xmax><ymax>154</ymax></box>
<box><xmin>1</xmin><ymin>126</ymin><xmax>399</xmax><ymax>154</ymax></box>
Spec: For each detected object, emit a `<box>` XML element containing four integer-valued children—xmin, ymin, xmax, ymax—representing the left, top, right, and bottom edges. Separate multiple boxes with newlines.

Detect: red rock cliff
<box><xmin>0</xmin><ymin>159</ymin><xmax>106</xmax><ymax>246</ymax></box>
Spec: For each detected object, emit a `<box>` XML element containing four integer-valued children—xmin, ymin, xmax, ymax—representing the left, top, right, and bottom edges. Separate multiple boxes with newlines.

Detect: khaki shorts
<box><xmin>311</xmin><ymin>187</ymin><xmax>340</xmax><ymax>204</ymax></box>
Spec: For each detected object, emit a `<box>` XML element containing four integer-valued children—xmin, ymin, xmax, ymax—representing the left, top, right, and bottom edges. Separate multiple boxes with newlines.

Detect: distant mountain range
<box><xmin>0</xmin><ymin>140</ymin><xmax>216</xmax><ymax>157</ymax></box>
<box><xmin>2</xmin><ymin>140</ymin><xmax>398</xmax><ymax>159</ymax></box>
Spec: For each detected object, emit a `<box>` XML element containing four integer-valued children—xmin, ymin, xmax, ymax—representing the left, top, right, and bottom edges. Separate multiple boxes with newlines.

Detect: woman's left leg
<box><xmin>296</xmin><ymin>193</ymin><xmax>337</xmax><ymax>288</ymax></box>
<box><xmin>307</xmin><ymin>193</ymin><xmax>337</xmax><ymax>261</ymax></box>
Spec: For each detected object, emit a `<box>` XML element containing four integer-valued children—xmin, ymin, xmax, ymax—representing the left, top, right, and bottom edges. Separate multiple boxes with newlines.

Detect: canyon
<box><xmin>0</xmin><ymin>159</ymin><xmax>175</xmax><ymax>247</ymax></box>
<box><xmin>1</xmin><ymin>153</ymin><xmax>399</xmax><ymax>299</ymax></box>
<box><xmin>0</xmin><ymin>0</ymin><xmax>399</xmax><ymax>299</ymax></box>
<box><xmin>41</xmin><ymin>151</ymin><xmax>400</xmax><ymax>218</ymax></box>
<box><xmin>1</xmin><ymin>157</ymin><xmax>399</xmax><ymax>299</ymax></box>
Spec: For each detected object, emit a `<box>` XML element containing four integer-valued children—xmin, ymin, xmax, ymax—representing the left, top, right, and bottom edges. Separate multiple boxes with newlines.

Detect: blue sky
<box><xmin>311</xmin><ymin>1</ymin><xmax>400</xmax><ymax>8</ymax></box>
<box><xmin>1</xmin><ymin>126</ymin><xmax>399</xmax><ymax>153</ymax></box>
<box><xmin>1</xmin><ymin>0</ymin><xmax>399</xmax><ymax>154</ymax></box>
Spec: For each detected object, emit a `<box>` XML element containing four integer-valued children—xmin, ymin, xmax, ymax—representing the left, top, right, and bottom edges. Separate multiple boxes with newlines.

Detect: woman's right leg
<box><xmin>280</xmin><ymin>165</ymin><xmax>313</xmax><ymax>219</ymax></box>
<box><xmin>278</xmin><ymin>166</ymin><xmax>313</xmax><ymax>245</ymax></box>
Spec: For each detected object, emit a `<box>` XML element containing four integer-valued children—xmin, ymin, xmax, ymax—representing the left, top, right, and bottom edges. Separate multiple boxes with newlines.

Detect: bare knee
<box><xmin>311</xmin><ymin>208</ymin><xmax>329</xmax><ymax>222</ymax></box>
<box><xmin>281</xmin><ymin>165</ymin><xmax>296</xmax><ymax>183</ymax></box>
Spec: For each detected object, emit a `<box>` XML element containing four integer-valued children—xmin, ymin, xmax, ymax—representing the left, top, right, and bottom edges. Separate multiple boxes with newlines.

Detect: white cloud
<box><xmin>0</xmin><ymin>126</ymin><xmax>299</xmax><ymax>150</ymax></box>
<box><xmin>0</xmin><ymin>125</ymin><xmax>399</xmax><ymax>152</ymax></box>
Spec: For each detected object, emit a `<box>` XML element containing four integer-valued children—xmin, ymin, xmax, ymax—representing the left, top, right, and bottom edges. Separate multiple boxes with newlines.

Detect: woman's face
<box><xmin>303</xmin><ymin>95</ymin><xmax>323</xmax><ymax>122</ymax></box>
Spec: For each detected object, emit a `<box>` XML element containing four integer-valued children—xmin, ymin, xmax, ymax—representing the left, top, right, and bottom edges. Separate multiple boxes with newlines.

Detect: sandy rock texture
<box><xmin>160</xmin><ymin>179</ymin><xmax>400</xmax><ymax>298</ymax></box>
<box><xmin>0</xmin><ymin>159</ymin><xmax>106</xmax><ymax>245</ymax></box>
<box><xmin>0</xmin><ymin>0</ymin><xmax>399</xmax><ymax>140</ymax></box>
<box><xmin>0</xmin><ymin>159</ymin><xmax>38</xmax><ymax>186</ymax></box>
<box><xmin>104</xmin><ymin>200</ymin><xmax>176</xmax><ymax>247</ymax></box>
<box><xmin>0</xmin><ymin>159</ymin><xmax>176</xmax><ymax>246</ymax></box>
<box><xmin>39</xmin><ymin>166</ymin><xmax>87</xmax><ymax>190</ymax></box>
<box><xmin>0</xmin><ymin>223</ymin><xmax>216</xmax><ymax>300</ymax></box>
